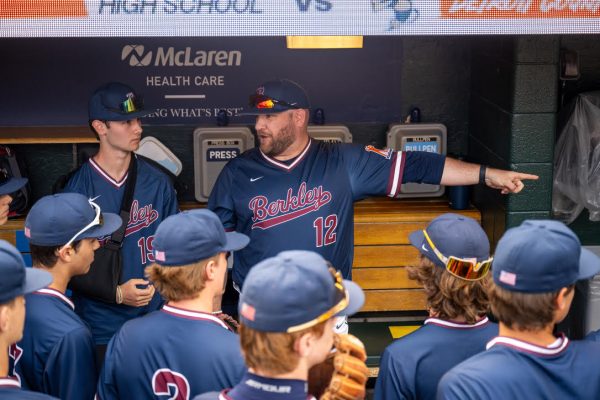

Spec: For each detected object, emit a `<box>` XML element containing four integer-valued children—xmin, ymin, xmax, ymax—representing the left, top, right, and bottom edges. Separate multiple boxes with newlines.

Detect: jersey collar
<box><xmin>34</xmin><ymin>288</ymin><xmax>75</xmax><ymax>310</ymax></box>
<box><xmin>424</xmin><ymin>316</ymin><xmax>490</xmax><ymax>329</ymax></box>
<box><xmin>0</xmin><ymin>377</ymin><xmax>20</xmax><ymax>388</ymax></box>
<box><xmin>486</xmin><ymin>334</ymin><xmax>569</xmax><ymax>356</ymax></box>
<box><xmin>220</xmin><ymin>372</ymin><xmax>315</xmax><ymax>400</ymax></box>
<box><xmin>161</xmin><ymin>304</ymin><xmax>232</xmax><ymax>331</ymax></box>
<box><xmin>259</xmin><ymin>139</ymin><xmax>312</xmax><ymax>171</ymax></box>
<box><xmin>89</xmin><ymin>157</ymin><xmax>130</xmax><ymax>188</ymax></box>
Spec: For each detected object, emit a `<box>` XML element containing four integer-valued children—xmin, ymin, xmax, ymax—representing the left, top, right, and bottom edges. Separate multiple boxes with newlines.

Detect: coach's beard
<box><xmin>258</xmin><ymin>126</ymin><xmax>295</xmax><ymax>158</ymax></box>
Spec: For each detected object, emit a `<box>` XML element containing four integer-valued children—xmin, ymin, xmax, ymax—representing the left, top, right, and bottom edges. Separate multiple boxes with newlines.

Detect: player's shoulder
<box><xmin>192</xmin><ymin>391</ymin><xmax>221</xmax><ymax>400</ymax></box>
<box><xmin>0</xmin><ymin>389</ymin><xmax>59</xmax><ymax>399</ymax></box>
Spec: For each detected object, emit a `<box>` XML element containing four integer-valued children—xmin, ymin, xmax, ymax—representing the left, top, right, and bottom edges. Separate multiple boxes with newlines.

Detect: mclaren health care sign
<box><xmin>1</xmin><ymin>1</ymin><xmax>600</xmax><ymax>37</ymax></box>
<box><xmin>0</xmin><ymin>37</ymin><xmax>403</xmax><ymax>125</ymax></box>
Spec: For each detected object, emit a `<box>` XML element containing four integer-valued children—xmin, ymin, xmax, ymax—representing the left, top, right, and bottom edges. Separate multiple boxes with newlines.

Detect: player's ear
<box><xmin>0</xmin><ymin>304</ymin><xmax>9</xmax><ymax>333</ymax></box>
<box><xmin>554</xmin><ymin>286</ymin><xmax>574</xmax><ymax>321</ymax></box>
<box><xmin>91</xmin><ymin>120</ymin><xmax>109</xmax><ymax>137</ymax></box>
<box><xmin>56</xmin><ymin>245</ymin><xmax>74</xmax><ymax>263</ymax></box>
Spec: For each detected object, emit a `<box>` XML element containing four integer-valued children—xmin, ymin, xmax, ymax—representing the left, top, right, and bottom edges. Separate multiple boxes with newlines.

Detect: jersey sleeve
<box><xmin>208</xmin><ymin>163</ymin><xmax>237</xmax><ymax>230</ymax></box>
<box><xmin>43</xmin><ymin>327</ymin><xmax>97</xmax><ymax>400</ymax></box>
<box><xmin>192</xmin><ymin>392</ymin><xmax>221</xmax><ymax>400</ymax></box>
<box><xmin>96</xmin><ymin>333</ymin><xmax>120</xmax><ymax>400</ymax></box>
<box><xmin>340</xmin><ymin>144</ymin><xmax>405</xmax><ymax>199</ymax></box>
<box><xmin>401</xmin><ymin>151</ymin><xmax>446</xmax><ymax>185</ymax></box>
<box><xmin>374</xmin><ymin>347</ymin><xmax>410</xmax><ymax>400</ymax></box>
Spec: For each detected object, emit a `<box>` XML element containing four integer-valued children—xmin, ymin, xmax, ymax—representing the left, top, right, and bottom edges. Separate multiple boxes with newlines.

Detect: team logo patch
<box><xmin>365</xmin><ymin>145</ymin><xmax>393</xmax><ymax>159</ymax></box>
<box><xmin>241</xmin><ymin>302</ymin><xmax>256</xmax><ymax>321</ymax></box>
<box><xmin>256</xmin><ymin>86</ymin><xmax>265</xmax><ymax>95</ymax></box>
<box><xmin>499</xmin><ymin>270</ymin><xmax>517</xmax><ymax>286</ymax></box>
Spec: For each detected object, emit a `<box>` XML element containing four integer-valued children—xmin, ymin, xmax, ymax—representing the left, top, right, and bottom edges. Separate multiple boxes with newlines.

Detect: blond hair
<box><xmin>145</xmin><ymin>256</ymin><xmax>218</xmax><ymax>301</ymax></box>
<box><xmin>407</xmin><ymin>255</ymin><xmax>491</xmax><ymax>323</ymax></box>
<box><xmin>239</xmin><ymin>321</ymin><xmax>327</xmax><ymax>375</ymax></box>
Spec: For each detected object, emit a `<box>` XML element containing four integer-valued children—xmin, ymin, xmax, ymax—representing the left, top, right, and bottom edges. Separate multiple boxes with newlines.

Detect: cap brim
<box><xmin>238</xmin><ymin>108</ymin><xmax>288</xmax><ymax>116</ymax></box>
<box><xmin>78</xmin><ymin>212</ymin><xmax>122</xmax><ymax>241</ymax></box>
<box><xmin>22</xmin><ymin>268</ymin><xmax>53</xmax><ymax>295</ymax></box>
<box><xmin>0</xmin><ymin>177</ymin><xmax>28</xmax><ymax>195</ymax></box>
<box><xmin>223</xmin><ymin>231</ymin><xmax>250</xmax><ymax>252</ymax></box>
<box><xmin>578</xmin><ymin>248</ymin><xmax>600</xmax><ymax>281</ymax></box>
<box><xmin>336</xmin><ymin>279</ymin><xmax>365</xmax><ymax>317</ymax></box>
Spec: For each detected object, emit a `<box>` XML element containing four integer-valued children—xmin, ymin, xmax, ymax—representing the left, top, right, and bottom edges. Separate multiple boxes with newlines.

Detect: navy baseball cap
<box><xmin>409</xmin><ymin>213</ymin><xmax>490</xmax><ymax>269</ymax></box>
<box><xmin>0</xmin><ymin>170</ymin><xmax>27</xmax><ymax>196</ymax></box>
<box><xmin>89</xmin><ymin>82</ymin><xmax>149</xmax><ymax>121</ymax></box>
<box><xmin>24</xmin><ymin>193</ymin><xmax>122</xmax><ymax>247</ymax></box>
<box><xmin>242</xmin><ymin>78</ymin><xmax>311</xmax><ymax>115</ymax></box>
<box><xmin>152</xmin><ymin>209</ymin><xmax>249</xmax><ymax>266</ymax></box>
<box><xmin>493</xmin><ymin>219</ymin><xmax>600</xmax><ymax>293</ymax></box>
<box><xmin>239</xmin><ymin>250</ymin><xmax>365</xmax><ymax>333</ymax></box>
<box><xmin>0</xmin><ymin>240</ymin><xmax>52</xmax><ymax>304</ymax></box>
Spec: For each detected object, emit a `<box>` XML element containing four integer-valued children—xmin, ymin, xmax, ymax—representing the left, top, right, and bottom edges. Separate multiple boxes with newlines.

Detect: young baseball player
<box><xmin>374</xmin><ymin>213</ymin><xmax>497</xmax><ymax>400</ymax></box>
<box><xmin>438</xmin><ymin>219</ymin><xmax>600</xmax><ymax>399</ymax></box>
<box><xmin>13</xmin><ymin>193</ymin><xmax>121</xmax><ymax>400</ymax></box>
<box><xmin>63</xmin><ymin>82</ymin><xmax>178</xmax><ymax>357</ymax></box>
<box><xmin>0</xmin><ymin>169</ymin><xmax>27</xmax><ymax>225</ymax></box>
<box><xmin>194</xmin><ymin>250</ymin><xmax>367</xmax><ymax>400</ymax></box>
<box><xmin>209</xmin><ymin>78</ymin><xmax>538</xmax><ymax>301</ymax></box>
<box><xmin>96</xmin><ymin>209</ymin><xmax>249</xmax><ymax>400</ymax></box>
<box><xmin>0</xmin><ymin>240</ymin><xmax>56</xmax><ymax>399</ymax></box>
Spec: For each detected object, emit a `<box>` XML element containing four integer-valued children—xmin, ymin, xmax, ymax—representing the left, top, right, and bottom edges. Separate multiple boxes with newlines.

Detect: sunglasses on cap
<box><xmin>286</xmin><ymin>265</ymin><xmax>348</xmax><ymax>333</ymax></box>
<box><xmin>249</xmin><ymin>94</ymin><xmax>301</xmax><ymax>110</ymax></box>
<box><xmin>61</xmin><ymin>198</ymin><xmax>104</xmax><ymax>250</ymax></box>
<box><xmin>104</xmin><ymin>95</ymin><xmax>144</xmax><ymax>115</ymax></box>
<box><xmin>422</xmin><ymin>229</ymin><xmax>492</xmax><ymax>281</ymax></box>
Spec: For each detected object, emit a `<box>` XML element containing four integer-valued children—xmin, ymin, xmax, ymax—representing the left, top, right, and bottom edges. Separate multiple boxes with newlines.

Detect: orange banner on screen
<box><xmin>0</xmin><ymin>1</ymin><xmax>88</xmax><ymax>18</ymax></box>
<box><xmin>441</xmin><ymin>0</ymin><xmax>600</xmax><ymax>18</ymax></box>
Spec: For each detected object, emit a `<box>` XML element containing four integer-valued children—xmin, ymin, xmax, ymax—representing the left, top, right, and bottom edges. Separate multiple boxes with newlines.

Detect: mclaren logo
<box><xmin>121</xmin><ymin>45</ymin><xmax>242</xmax><ymax>67</ymax></box>
<box><xmin>122</xmin><ymin>45</ymin><xmax>153</xmax><ymax>67</ymax></box>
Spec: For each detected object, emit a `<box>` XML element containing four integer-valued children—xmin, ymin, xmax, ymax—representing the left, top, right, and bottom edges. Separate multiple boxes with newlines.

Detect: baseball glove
<box><xmin>320</xmin><ymin>333</ymin><xmax>369</xmax><ymax>400</ymax></box>
<box><xmin>214</xmin><ymin>312</ymin><xmax>240</xmax><ymax>333</ymax></box>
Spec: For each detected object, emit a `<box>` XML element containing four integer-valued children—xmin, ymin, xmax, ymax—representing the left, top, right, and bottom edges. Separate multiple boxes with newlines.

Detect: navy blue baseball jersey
<box><xmin>193</xmin><ymin>372</ymin><xmax>316</xmax><ymax>400</ymax></box>
<box><xmin>12</xmin><ymin>288</ymin><xmax>96</xmax><ymax>400</ymax></box>
<box><xmin>209</xmin><ymin>140</ymin><xmax>445</xmax><ymax>286</ymax></box>
<box><xmin>64</xmin><ymin>156</ymin><xmax>178</xmax><ymax>344</ymax></box>
<box><xmin>585</xmin><ymin>329</ymin><xmax>600</xmax><ymax>342</ymax></box>
<box><xmin>437</xmin><ymin>335</ymin><xmax>600</xmax><ymax>399</ymax></box>
<box><xmin>375</xmin><ymin>317</ymin><xmax>497</xmax><ymax>400</ymax></box>
<box><xmin>97</xmin><ymin>304</ymin><xmax>246</xmax><ymax>400</ymax></box>
<box><xmin>0</xmin><ymin>378</ymin><xmax>58</xmax><ymax>399</ymax></box>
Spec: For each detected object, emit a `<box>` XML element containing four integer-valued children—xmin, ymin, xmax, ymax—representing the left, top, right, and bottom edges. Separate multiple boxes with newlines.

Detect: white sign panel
<box><xmin>1</xmin><ymin>1</ymin><xmax>600</xmax><ymax>37</ymax></box>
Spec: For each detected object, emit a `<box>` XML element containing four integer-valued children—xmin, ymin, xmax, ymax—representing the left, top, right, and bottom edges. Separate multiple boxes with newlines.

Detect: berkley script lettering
<box><xmin>249</xmin><ymin>182</ymin><xmax>332</xmax><ymax>230</ymax></box>
<box><xmin>125</xmin><ymin>200</ymin><xmax>160</xmax><ymax>236</ymax></box>
<box><xmin>448</xmin><ymin>0</ymin><xmax>600</xmax><ymax>13</ymax></box>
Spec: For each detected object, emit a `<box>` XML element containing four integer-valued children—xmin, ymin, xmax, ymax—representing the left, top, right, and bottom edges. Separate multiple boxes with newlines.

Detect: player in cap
<box><xmin>63</xmin><ymin>82</ymin><xmax>178</xmax><ymax>361</ymax></box>
<box><xmin>438</xmin><ymin>220</ymin><xmax>600</xmax><ymax>399</ymax></box>
<box><xmin>0</xmin><ymin>169</ymin><xmax>28</xmax><ymax>225</ymax></box>
<box><xmin>13</xmin><ymin>193</ymin><xmax>121</xmax><ymax>399</ymax></box>
<box><xmin>375</xmin><ymin>213</ymin><xmax>497</xmax><ymax>400</ymax></box>
<box><xmin>0</xmin><ymin>240</ymin><xmax>56</xmax><ymax>399</ymax></box>
<box><xmin>194</xmin><ymin>250</ymin><xmax>367</xmax><ymax>400</ymax></box>
<box><xmin>97</xmin><ymin>209</ymin><xmax>249</xmax><ymax>400</ymax></box>
<box><xmin>209</xmin><ymin>78</ymin><xmax>538</xmax><ymax>328</ymax></box>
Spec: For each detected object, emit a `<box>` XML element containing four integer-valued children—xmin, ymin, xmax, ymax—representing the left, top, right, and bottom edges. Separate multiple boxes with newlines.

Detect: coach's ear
<box><xmin>292</xmin><ymin>109</ymin><xmax>309</xmax><ymax>128</ymax></box>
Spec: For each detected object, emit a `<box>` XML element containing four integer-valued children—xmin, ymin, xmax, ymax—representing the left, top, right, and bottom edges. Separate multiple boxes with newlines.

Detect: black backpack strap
<box><xmin>104</xmin><ymin>155</ymin><xmax>137</xmax><ymax>250</ymax></box>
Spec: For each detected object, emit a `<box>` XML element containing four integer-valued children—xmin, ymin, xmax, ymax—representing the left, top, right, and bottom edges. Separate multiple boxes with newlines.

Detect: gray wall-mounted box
<box><xmin>193</xmin><ymin>127</ymin><xmax>255</xmax><ymax>202</ymax></box>
<box><xmin>386</xmin><ymin>123</ymin><xmax>447</xmax><ymax>198</ymax></box>
<box><xmin>308</xmin><ymin>125</ymin><xmax>352</xmax><ymax>143</ymax></box>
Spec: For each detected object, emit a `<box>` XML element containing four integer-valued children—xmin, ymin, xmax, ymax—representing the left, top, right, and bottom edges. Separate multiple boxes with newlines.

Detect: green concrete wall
<box><xmin>469</xmin><ymin>37</ymin><xmax>559</xmax><ymax>246</ymax></box>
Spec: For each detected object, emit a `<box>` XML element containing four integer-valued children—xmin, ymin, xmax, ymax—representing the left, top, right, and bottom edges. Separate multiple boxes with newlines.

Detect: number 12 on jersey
<box><xmin>313</xmin><ymin>214</ymin><xmax>338</xmax><ymax>247</ymax></box>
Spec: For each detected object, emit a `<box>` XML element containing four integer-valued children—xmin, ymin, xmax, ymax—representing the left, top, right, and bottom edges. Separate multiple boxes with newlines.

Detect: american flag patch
<box><xmin>240</xmin><ymin>303</ymin><xmax>256</xmax><ymax>321</ymax></box>
<box><xmin>155</xmin><ymin>251</ymin><xmax>165</xmax><ymax>262</ymax></box>
<box><xmin>24</xmin><ymin>227</ymin><xmax>31</xmax><ymax>238</ymax></box>
<box><xmin>499</xmin><ymin>270</ymin><xmax>517</xmax><ymax>286</ymax></box>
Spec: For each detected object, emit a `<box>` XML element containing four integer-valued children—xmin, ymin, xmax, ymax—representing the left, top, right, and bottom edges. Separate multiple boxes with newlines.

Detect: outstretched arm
<box><xmin>440</xmin><ymin>157</ymin><xmax>539</xmax><ymax>194</ymax></box>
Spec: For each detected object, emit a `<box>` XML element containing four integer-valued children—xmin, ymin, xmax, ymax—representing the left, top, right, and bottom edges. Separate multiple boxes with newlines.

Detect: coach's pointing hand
<box><xmin>119</xmin><ymin>279</ymin><xmax>155</xmax><ymax>307</ymax></box>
